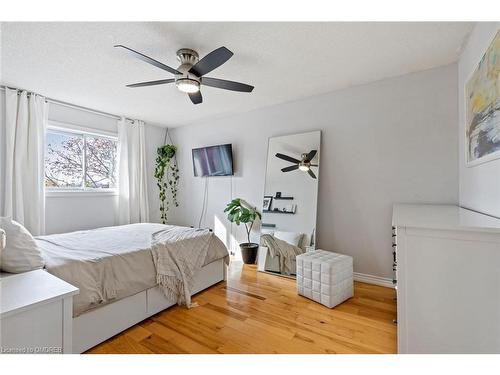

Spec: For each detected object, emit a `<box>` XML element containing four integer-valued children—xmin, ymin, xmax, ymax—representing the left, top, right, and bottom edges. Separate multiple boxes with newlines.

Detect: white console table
<box><xmin>393</xmin><ymin>204</ymin><xmax>500</xmax><ymax>353</ymax></box>
<box><xmin>0</xmin><ymin>270</ymin><xmax>79</xmax><ymax>354</ymax></box>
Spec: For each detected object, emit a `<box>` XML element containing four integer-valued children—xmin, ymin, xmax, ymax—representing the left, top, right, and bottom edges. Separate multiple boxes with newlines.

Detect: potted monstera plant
<box><xmin>224</xmin><ymin>198</ymin><xmax>262</xmax><ymax>264</ymax></box>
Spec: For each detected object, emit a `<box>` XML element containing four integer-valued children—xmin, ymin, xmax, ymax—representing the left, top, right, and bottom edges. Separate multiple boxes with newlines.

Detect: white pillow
<box><xmin>0</xmin><ymin>217</ymin><xmax>44</xmax><ymax>273</ymax></box>
<box><xmin>274</xmin><ymin>231</ymin><xmax>303</xmax><ymax>247</ymax></box>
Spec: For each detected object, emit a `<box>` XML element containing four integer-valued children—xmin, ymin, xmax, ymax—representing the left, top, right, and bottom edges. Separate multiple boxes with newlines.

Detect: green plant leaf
<box><xmin>155</xmin><ymin>144</ymin><xmax>180</xmax><ymax>223</ymax></box>
<box><xmin>224</xmin><ymin>198</ymin><xmax>262</xmax><ymax>228</ymax></box>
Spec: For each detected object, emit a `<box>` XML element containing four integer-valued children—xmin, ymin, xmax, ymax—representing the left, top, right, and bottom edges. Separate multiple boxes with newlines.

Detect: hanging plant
<box><xmin>154</xmin><ymin>144</ymin><xmax>179</xmax><ymax>224</ymax></box>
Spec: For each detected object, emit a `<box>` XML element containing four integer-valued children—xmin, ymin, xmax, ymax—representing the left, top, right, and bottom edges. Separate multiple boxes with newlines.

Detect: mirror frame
<box><xmin>257</xmin><ymin>130</ymin><xmax>321</xmax><ymax>277</ymax></box>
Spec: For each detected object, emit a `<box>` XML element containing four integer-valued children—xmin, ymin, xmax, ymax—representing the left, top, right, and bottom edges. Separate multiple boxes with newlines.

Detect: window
<box><xmin>45</xmin><ymin>128</ymin><xmax>118</xmax><ymax>191</ymax></box>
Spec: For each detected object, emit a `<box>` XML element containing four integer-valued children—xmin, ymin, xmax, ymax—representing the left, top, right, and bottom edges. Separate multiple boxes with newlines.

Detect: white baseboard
<box><xmin>354</xmin><ymin>272</ymin><xmax>394</xmax><ymax>288</ymax></box>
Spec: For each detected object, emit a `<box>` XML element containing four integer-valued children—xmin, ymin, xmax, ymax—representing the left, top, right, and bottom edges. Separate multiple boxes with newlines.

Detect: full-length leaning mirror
<box><xmin>257</xmin><ymin>130</ymin><xmax>321</xmax><ymax>278</ymax></box>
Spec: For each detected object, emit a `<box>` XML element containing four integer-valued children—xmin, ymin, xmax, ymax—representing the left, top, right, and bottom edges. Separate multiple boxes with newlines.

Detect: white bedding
<box><xmin>36</xmin><ymin>223</ymin><xmax>228</xmax><ymax>317</ymax></box>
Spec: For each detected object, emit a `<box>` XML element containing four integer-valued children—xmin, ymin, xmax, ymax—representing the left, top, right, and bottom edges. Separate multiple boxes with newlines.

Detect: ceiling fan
<box><xmin>114</xmin><ymin>45</ymin><xmax>254</xmax><ymax>105</ymax></box>
<box><xmin>275</xmin><ymin>150</ymin><xmax>318</xmax><ymax>179</ymax></box>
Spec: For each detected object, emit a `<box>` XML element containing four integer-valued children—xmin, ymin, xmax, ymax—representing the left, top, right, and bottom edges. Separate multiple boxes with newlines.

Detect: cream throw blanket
<box><xmin>261</xmin><ymin>234</ymin><xmax>304</xmax><ymax>275</ymax></box>
<box><xmin>152</xmin><ymin>226</ymin><xmax>220</xmax><ymax>307</ymax></box>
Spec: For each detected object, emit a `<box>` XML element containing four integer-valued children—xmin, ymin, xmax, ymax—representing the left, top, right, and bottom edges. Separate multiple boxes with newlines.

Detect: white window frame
<box><xmin>45</xmin><ymin>120</ymin><xmax>119</xmax><ymax>196</ymax></box>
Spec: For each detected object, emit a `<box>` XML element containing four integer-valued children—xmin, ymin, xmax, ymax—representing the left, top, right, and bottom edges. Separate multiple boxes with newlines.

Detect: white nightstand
<box><xmin>0</xmin><ymin>270</ymin><xmax>79</xmax><ymax>354</ymax></box>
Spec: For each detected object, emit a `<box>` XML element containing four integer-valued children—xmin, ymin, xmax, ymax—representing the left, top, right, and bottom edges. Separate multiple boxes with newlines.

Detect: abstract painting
<box><xmin>466</xmin><ymin>29</ymin><xmax>500</xmax><ymax>165</ymax></box>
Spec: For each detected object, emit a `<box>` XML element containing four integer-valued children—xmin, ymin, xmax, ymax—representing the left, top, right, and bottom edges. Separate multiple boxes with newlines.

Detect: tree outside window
<box><xmin>45</xmin><ymin>129</ymin><xmax>117</xmax><ymax>190</ymax></box>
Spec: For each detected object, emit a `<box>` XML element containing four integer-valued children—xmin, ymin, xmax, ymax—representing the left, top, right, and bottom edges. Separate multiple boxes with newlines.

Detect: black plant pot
<box><xmin>240</xmin><ymin>243</ymin><xmax>259</xmax><ymax>264</ymax></box>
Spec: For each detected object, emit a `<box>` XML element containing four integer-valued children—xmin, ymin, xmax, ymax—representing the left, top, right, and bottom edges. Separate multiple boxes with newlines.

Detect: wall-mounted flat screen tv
<box><xmin>192</xmin><ymin>144</ymin><xmax>234</xmax><ymax>177</ymax></box>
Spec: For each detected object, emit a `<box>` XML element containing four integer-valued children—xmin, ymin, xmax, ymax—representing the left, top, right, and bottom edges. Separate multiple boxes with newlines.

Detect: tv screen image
<box><xmin>192</xmin><ymin>144</ymin><xmax>234</xmax><ymax>177</ymax></box>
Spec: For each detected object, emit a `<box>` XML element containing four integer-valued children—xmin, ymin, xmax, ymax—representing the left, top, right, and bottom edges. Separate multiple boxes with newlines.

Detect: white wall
<box><xmin>0</xmin><ymin>91</ymin><xmax>5</xmax><ymax>210</ymax></box>
<box><xmin>170</xmin><ymin>64</ymin><xmax>459</xmax><ymax>279</ymax></box>
<box><xmin>458</xmin><ymin>22</ymin><xmax>500</xmax><ymax>218</ymax></box>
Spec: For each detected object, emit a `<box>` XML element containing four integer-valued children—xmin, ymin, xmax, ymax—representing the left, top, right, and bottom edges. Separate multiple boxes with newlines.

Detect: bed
<box><xmin>35</xmin><ymin>223</ymin><xmax>229</xmax><ymax>353</ymax></box>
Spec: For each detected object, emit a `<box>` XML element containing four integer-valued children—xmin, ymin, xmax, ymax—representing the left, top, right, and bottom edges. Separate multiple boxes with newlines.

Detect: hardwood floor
<box><xmin>86</xmin><ymin>262</ymin><xmax>397</xmax><ymax>354</ymax></box>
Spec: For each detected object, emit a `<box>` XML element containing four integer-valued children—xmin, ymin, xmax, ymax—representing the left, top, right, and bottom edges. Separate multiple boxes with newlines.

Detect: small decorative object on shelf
<box><xmin>275</xmin><ymin>192</ymin><xmax>281</xmax><ymax>198</ymax></box>
<box><xmin>263</xmin><ymin>196</ymin><xmax>273</xmax><ymax>211</ymax></box>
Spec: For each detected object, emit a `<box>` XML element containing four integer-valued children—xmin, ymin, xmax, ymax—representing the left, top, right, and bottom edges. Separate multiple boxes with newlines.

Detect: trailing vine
<box><xmin>155</xmin><ymin>144</ymin><xmax>179</xmax><ymax>224</ymax></box>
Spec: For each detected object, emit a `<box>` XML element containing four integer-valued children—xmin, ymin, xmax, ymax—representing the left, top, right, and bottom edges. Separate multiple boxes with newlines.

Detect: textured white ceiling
<box><xmin>1</xmin><ymin>22</ymin><xmax>473</xmax><ymax>127</ymax></box>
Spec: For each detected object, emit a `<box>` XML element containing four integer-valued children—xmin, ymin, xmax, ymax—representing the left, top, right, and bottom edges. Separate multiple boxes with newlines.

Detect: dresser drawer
<box><xmin>1</xmin><ymin>270</ymin><xmax>78</xmax><ymax>354</ymax></box>
<box><xmin>1</xmin><ymin>300</ymin><xmax>63</xmax><ymax>354</ymax></box>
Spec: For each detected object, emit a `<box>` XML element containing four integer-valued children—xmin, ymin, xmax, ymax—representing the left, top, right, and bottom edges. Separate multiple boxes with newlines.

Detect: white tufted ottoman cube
<box><xmin>296</xmin><ymin>250</ymin><xmax>353</xmax><ymax>308</ymax></box>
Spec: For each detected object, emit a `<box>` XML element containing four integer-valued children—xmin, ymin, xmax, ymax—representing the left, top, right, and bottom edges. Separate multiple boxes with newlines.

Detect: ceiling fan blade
<box><xmin>308</xmin><ymin>169</ymin><xmax>317</xmax><ymax>179</ymax></box>
<box><xmin>189</xmin><ymin>47</ymin><xmax>233</xmax><ymax>76</ymax></box>
<box><xmin>201</xmin><ymin>77</ymin><xmax>254</xmax><ymax>93</ymax></box>
<box><xmin>281</xmin><ymin>165</ymin><xmax>299</xmax><ymax>172</ymax></box>
<box><xmin>126</xmin><ymin>79</ymin><xmax>175</xmax><ymax>88</ymax></box>
<box><xmin>304</xmin><ymin>150</ymin><xmax>317</xmax><ymax>162</ymax></box>
<box><xmin>114</xmin><ymin>45</ymin><xmax>181</xmax><ymax>75</ymax></box>
<box><xmin>189</xmin><ymin>91</ymin><xmax>203</xmax><ymax>105</ymax></box>
<box><xmin>276</xmin><ymin>153</ymin><xmax>301</xmax><ymax>164</ymax></box>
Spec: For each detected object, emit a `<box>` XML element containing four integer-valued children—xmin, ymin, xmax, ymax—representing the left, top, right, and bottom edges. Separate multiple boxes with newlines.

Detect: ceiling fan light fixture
<box><xmin>299</xmin><ymin>164</ymin><xmax>310</xmax><ymax>172</ymax></box>
<box><xmin>116</xmin><ymin>45</ymin><xmax>254</xmax><ymax>104</ymax></box>
<box><xmin>176</xmin><ymin>78</ymin><xmax>200</xmax><ymax>93</ymax></box>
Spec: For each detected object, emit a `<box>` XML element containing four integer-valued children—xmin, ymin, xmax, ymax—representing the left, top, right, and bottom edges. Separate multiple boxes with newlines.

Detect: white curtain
<box><xmin>1</xmin><ymin>89</ymin><xmax>47</xmax><ymax>235</ymax></box>
<box><xmin>117</xmin><ymin>118</ymin><xmax>149</xmax><ymax>224</ymax></box>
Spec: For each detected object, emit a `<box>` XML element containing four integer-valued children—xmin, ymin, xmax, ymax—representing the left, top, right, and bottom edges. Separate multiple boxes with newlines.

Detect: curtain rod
<box><xmin>0</xmin><ymin>85</ymin><xmax>137</xmax><ymax>124</ymax></box>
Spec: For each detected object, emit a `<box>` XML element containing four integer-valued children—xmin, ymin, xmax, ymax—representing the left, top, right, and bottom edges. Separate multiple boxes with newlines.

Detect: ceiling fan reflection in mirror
<box><xmin>275</xmin><ymin>150</ymin><xmax>318</xmax><ymax>179</ymax></box>
<box><xmin>114</xmin><ymin>45</ymin><xmax>254</xmax><ymax>105</ymax></box>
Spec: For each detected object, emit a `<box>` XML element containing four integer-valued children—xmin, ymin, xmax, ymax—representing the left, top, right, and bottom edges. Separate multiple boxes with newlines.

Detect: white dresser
<box><xmin>0</xmin><ymin>270</ymin><xmax>79</xmax><ymax>354</ymax></box>
<box><xmin>393</xmin><ymin>204</ymin><xmax>500</xmax><ymax>354</ymax></box>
